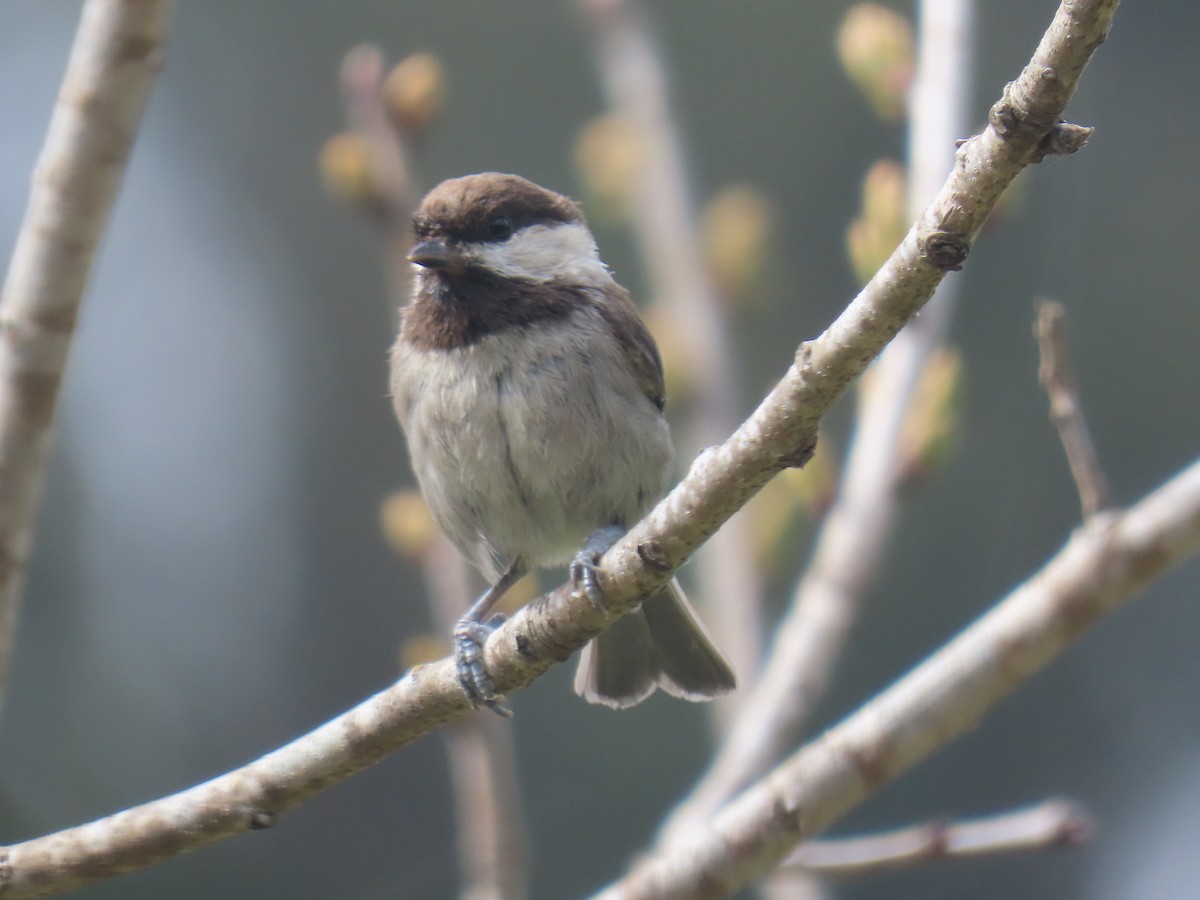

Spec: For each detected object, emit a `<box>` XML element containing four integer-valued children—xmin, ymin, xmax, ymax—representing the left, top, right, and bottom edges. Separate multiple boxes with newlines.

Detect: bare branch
<box><xmin>579</xmin><ymin>0</ymin><xmax>1121</xmax><ymax>670</ymax></box>
<box><xmin>786</xmin><ymin>799</ymin><xmax>1091</xmax><ymax>876</ymax></box>
<box><xmin>596</xmin><ymin>455</ymin><xmax>1198</xmax><ymax>898</ymax></box>
<box><xmin>1036</xmin><ymin>299</ymin><xmax>1112</xmax><ymax>518</ymax></box>
<box><xmin>0</xmin><ymin>0</ymin><xmax>1120</xmax><ymax>894</ymax></box>
<box><xmin>359</xmin><ymin>51</ymin><xmax>529</xmax><ymax>886</ymax></box>
<box><xmin>337</xmin><ymin>45</ymin><xmax>423</xmax><ymax>311</ymax></box>
<box><xmin>0</xmin><ymin>654</ymin><xmax>475</xmax><ymax>898</ymax></box>
<box><xmin>579</xmin><ymin>0</ymin><xmax>764</xmax><ymax>692</ymax></box>
<box><xmin>423</xmin><ymin>535</ymin><xmax>530</xmax><ymax>900</ymax></box>
<box><xmin>658</xmin><ymin>0</ymin><xmax>975</xmax><ymax>847</ymax></box>
<box><xmin>0</xmin><ymin>0</ymin><xmax>172</xmax><ymax>708</ymax></box>
<box><xmin>339</xmin><ymin>44</ymin><xmax>419</xmax><ymax>225</ymax></box>
<box><xmin>442</xmin><ymin>714</ymin><xmax>530</xmax><ymax>900</ymax></box>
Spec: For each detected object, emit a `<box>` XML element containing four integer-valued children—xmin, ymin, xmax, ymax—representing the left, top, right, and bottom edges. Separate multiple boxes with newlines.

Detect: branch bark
<box><xmin>426</xmin><ymin>531</ymin><xmax>530</xmax><ymax>900</ymax></box>
<box><xmin>595</xmin><ymin>456</ymin><xmax>1199</xmax><ymax>898</ymax></box>
<box><xmin>0</xmin><ymin>0</ymin><xmax>1120</xmax><ymax>895</ymax></box>
<box><xmin>579</xmin><ymin>0</ymin><xmax>764</xmax><ymax>693</ymax></box>
<box><xmin>659</xmin><ymin>0</ymin><xmax>976</xmax><ymax>849</ymax></box>
<box><xmin>785</xmin><ymin>799</ymin><xmax>1091</xmax><ymax>876</ymax></box>
<box><xmin>337</xmin><ymin>44</ymin><xmax>422</xmax><ymax>318</ymax></box>
<box><xmin>0</xmin><ymin>0</ymin><xmax>172</xmax><ymax>708</ymax></box>
<box><xmin>348</xmin><ymin>58</ymin><xmax>529</xmax><ymax>895</ymax></box>
<box><xmin>1036</xmin><ymin>299</ymin><xmax>1111</xmax><ymax>518</ymax></box>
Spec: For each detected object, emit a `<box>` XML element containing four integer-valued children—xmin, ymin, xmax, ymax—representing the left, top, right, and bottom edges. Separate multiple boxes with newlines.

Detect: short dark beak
<box><xmin>408</xmin><ymin>239</ymin><xmax>466</xmax><ymax>272</ymax></box>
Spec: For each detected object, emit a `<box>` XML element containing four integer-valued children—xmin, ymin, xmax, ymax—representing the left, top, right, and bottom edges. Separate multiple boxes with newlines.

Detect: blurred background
<box><xmin>1</xmin><ymin>1</ymin><xmax>1198</xmax><ymax>898</ymax></box>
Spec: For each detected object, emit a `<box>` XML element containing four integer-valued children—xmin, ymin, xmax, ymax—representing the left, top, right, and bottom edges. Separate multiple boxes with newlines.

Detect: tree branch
<box><xmin>0</xmin><ymin>0</ymin><xmax>1119</xmax><ymax>895</ymax></box>
<box><xmin>579</xmin><ymin>0</ymin><xmax>764</xmax><ymax>693</ymax></box>
<box><xmin>442</xmin><ymin>712</ymin><xmax>530</xmax><ymax>900</ymax></box>
<box><xmin>786</xmin><ymin>800</ymin><xmax>1091</xmax><ymax>876</ymax></box>
<box><xmin>570</xmin><ymin>0</ymin><xmax>1117</xmax><ymax>652</ymax></box>
<box><xmin>659</xmin><ymin>0</ymin><xmax>976</xmax><ymax>849</ymax></box>
<box><xmin>424</xmin><ymin>535</ymin><xmax>530</xmax><ymax>900</ymax></box>
<box><xmin>0</xmin><ymin>0</ymin><xmax>172</xmax><ymax>708</ymax></box>
<box><xmin>1035</xmin><ymin>299</ymin><xmax>1111</xmax><ymax>518</ymax></box>
<box><xmin>595</xmin><ymin>454</ymin><xmax>1199</xmax><ymax>898</ymax></box>
<box><xmin>353</xmin><ymin>57</ymin><xmax>529</xmax><ymax>894</ymax></box>
<box><xmin>336</xmin><ymin>44</ymin><xmax>423</xmax><ymax>312</ymax></box>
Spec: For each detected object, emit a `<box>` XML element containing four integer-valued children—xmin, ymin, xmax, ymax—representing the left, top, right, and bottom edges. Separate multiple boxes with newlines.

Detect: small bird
<box><xmin>390</xmin><ymin>173</ymin><xmax>736</xmax><ymax>714</ymax></box>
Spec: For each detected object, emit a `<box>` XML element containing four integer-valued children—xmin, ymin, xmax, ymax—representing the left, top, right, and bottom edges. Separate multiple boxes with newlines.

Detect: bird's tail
<box><xmin>573</xmin><ymin>578</ymin><xmax>737</xmax><ymax>709</ymax></box>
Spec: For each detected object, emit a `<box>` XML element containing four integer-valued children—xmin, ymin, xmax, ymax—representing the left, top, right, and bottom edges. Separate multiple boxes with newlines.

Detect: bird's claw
<box><xmin>571</xmin><ymin>524</ymin><xmax>626</xmax><ymax>611</ymax></box>
<box><xmin>453</xmin><ymin>616</ymin><xmax>513</xmax><ymax>717</ymax></box>
<box><xmin>570</xmin><ymin>552</ymin><xmax>607</xmax><ymax>611</ymax></box>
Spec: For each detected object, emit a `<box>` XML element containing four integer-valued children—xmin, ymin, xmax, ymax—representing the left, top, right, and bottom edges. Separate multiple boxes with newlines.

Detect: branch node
<box><xmin>636</xmin><ymin>539</ymin><xmax>673</xmax><ymax>574</ymax></box>
<box><xmin>991</xmin><ymin>73</ymin><xmax>1063</xmax><ymax>141</ymax></box>
<box><xmin>795</xmin><ymin>341</ymin><xmax>814</xmax><ymax>372</ymax></box>
<box><xmin>989</xmin><ymin>93</ymin><xmax>1020</xmax><ymax>137</ymax></box>
<box><xmin>919</xmin><ymin>230</ymin><xmax>970</xmax><ymax>271</ymax></box>
<box><xmin>1033</xmin><ymin>122</ymin><xmax>1094</xmax><ymax>161</ymax></box>
<box><xmin>778</xmin><ymin>433</ymin><xmax>819</xmax><ymax>470</ymax></box>
<box><xmin>248</xmin><ymin>811</ymin><xmax>277</xmax><ymax>831</ymax></box>
<box><xmin>519</xmin><ymin>598</ymin><xmax>579</xmax><ymax>664</ymax></box>
<box><xmin>1057</xmin><ymin>802</ymin><xmax>1096</xmax><ymax>846</ymax></box>
<box><xmin>924</xmin><ymin>819</ymin><xmax>952</xmax><ymax>856</ymax></box>
<box><xmin>514</xmin><ymin>632</ymin><xmax>537</xmax><ymax>661</ymax></box>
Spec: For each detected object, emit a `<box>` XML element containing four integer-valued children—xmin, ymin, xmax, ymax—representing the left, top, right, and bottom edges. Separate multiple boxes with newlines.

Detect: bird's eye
<box><xmin>488</xmin><ymin>215</ymin><xmax>514</xmax><ymax>242</ymax></box>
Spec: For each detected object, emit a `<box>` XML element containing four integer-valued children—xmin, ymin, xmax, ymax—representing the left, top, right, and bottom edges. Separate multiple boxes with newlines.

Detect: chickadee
<box><xmin>390</xmin><ymin>173</ymin><xmax>736</xmax><ymax>714</ymax></box>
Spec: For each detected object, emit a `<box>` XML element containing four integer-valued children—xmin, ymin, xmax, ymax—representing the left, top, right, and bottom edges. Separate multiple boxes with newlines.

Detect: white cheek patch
<box><xmin>470</xmin><ymin>222</ymin><xmax>611</xmax><ymax>287</ymax></box>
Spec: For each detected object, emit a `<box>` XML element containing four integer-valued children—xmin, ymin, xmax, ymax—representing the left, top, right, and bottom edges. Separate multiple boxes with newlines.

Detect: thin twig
<box><xmin>424</xmin><ymin>536</ymin><xmax>530</xmax><ymax>900</ymax></box>
<box><xmin>0</xmin><ymin>0</ymin><xmax>173</xmax><ymax>709</ymax></box>
<box><xmin>1036</xmin><ymin>299</ymin><xmax>1112</xmax><ymax>518</ymax></box>
<box><xmin>595</xmin><ymin>455</ymin><xmax>1196</xmax><ymax>899</ymax></box>
<box><xmin>0</xmin><ymin>1</ymin><xmax>1118</xmax><ymax>893</ymax></box>
<box><xmin>339</xmin><ymin>45</ymin><xmax>418</xmax><ymax>225</ymax></box>
<box><xmin>579</xmin><ymin>0</ymin><xmax>764</xmax><ymax>697</ymax></box>
<box><xmin>657</xmin><ymin>0</ymin><xmax>976</xmax><ymax>848</ymax></box>
<box><xmin>442</xmin><ymin>714</ymin><xmax>530</xmax><ymax>900</ymax></box>
<box><xmin>339</xmin><ymin>44</ymin><xmax>420</xmax><ymax>310</ymax></box>
<box><xmin>347</xmin><ymin>52</ymin><xmax>530</xmax><ymax>894</ymax></box>
<box><xmin>785</xmin><ymin>799</ymin><xmax>1092</xmax><ymax>877</ymax></box>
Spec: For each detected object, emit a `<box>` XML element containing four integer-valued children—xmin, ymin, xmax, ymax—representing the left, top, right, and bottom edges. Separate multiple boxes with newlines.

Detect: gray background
<box><xmin>1</xmin><ymin>2</ymin><xmax>1198</xmax><ymax>898</ymax></box>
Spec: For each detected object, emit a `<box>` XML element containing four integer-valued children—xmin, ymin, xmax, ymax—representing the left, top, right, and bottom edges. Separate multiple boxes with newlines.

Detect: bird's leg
<box><xmin>570</xmin><ymin>524</ymin><xmax>627</xmax><ymax>611</ymax></box>
<box><xmin>454</xmin><ymin>559</ymin><xmax>527</xmax><ymax>717</ymax></box>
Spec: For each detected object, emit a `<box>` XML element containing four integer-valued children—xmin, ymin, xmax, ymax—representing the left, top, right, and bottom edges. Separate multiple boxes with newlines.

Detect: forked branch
<box><xmin>0</xmin><ymin>1</ymin><xmax>1122</xmax><ymax>896</ymax></box>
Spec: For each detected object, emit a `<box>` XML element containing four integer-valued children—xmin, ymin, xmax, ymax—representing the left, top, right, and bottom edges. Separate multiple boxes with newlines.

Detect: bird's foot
<box><xmin>453</xmin><ymin>614</ymin><xmax>513</xmax><ymax>717</ymax></box>
<box><xmin>570</xmin><ymin>524</ymin><xmax>626</xmax><ymax>611</ymax></box>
